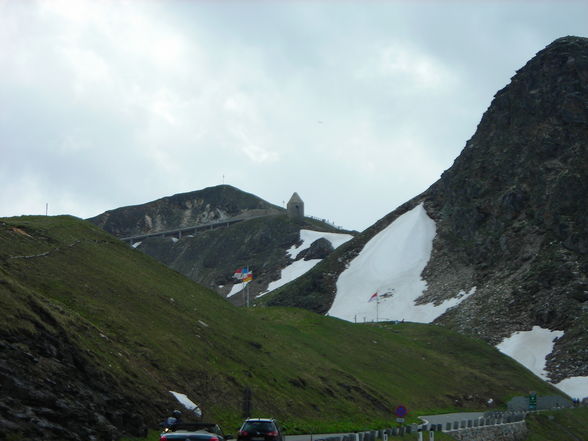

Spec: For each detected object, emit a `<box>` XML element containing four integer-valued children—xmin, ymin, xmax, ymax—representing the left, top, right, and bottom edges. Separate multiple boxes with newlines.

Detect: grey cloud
<box><xmin>1</xmin><ymin>1</ymin><xmax>587</xmax><ymax>229</ymax></box>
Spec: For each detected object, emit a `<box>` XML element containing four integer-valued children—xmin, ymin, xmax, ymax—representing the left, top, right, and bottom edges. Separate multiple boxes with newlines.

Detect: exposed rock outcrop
<box><xmin>424</xmin><ymin>36</ymin><xmax>588</xmax><ymax>382</ymax></box>
<box><xmin>297</xmin><ymin>238</ymin><xmax>335</xmax><ymax>261</ymax></box>
<box><xmin>0</xmin><ymin>288</ymin><xmax>155</xmax><ymax>441</ymax></box>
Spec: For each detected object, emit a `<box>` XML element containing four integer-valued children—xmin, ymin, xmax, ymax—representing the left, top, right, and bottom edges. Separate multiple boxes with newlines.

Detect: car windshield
<box><xmin>243</xmin><ymin>421</ymin><xmax>275</xmax><ymax>432</ymax></box>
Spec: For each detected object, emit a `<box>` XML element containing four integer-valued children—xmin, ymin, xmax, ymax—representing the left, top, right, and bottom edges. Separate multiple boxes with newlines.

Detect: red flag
<box><xmin>368</xmin><ymin>292</ymin><xmax>378</xmax><ymax>302</ymax></box>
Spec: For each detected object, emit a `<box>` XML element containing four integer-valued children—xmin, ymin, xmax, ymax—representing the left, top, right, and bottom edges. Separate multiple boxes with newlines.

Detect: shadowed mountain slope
<box><xmin>89</xmin><ymin>186</ymin><xmax>355</xmax><ymax>302</ymax></box>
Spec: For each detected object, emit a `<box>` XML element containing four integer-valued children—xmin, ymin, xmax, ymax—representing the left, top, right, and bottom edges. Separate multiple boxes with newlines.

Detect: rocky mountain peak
<box><xmin>266</xmin><ymin>36</ymin><xmax>588</xmax><ymax>387</ymax></box>
<box><xmin>474</xmin><ymin>35</ymin><xmax>588</xmax><ymax>144</ymax></box>
<box><xmin>419</xmin><ymin>36</ymin><xmax>588</xmax><ymax>383</ymax></box>
<box><xmin>88</xmin><ymin>185</ymin><xmax>284</xmax><ymax>238</ymax></box>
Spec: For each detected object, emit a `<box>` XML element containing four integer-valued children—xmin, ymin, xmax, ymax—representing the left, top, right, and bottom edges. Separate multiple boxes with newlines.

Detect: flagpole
<box><xmin>234</xmin><ymin>266</ymin><xmax>252</xmax><ymax>308</ymax></box>
<box><xmin>368</xmin><ymin>292</ymin><xmax>379</xmax><ymax>322</ymax></box>
<box><xmin>240</xmin><ymin>267</ymin><xmax>246</xmax><ymax>307</ymax></box>
<box><xmin>376</xmin><ymin>296</ymin><xmax>379</xmax><ymax>323</ymax></box>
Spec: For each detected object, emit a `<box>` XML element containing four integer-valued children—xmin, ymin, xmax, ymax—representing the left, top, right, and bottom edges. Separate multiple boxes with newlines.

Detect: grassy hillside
<box><xmin>525</xmin><ymin>407</ymin><xmax>588</xmax><ymax>440</ymax></box>
<box><xmin>0</xmin><ymin>216</ymin><xmax>562</xmax><ymax>440</ymax></box>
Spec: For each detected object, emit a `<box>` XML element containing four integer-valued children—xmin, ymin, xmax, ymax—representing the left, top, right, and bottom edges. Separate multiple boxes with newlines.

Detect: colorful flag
<box><xmin>368</xmin><ymin>292</ymin><xmax>378</xmax><ymax>302</ymax></box>
<box><xmin>233</xmin><ymin>267</ymin><xmax>249</xmax><ymax>280</ymax></box>
<box><xmin>243</xmin><ymin>270</ymin><xmax>253</xmax><ymax>283</ymax></box>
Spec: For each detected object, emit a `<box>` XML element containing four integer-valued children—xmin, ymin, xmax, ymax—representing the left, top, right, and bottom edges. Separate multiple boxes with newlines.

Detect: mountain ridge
<box><xmin>88</xmin><ymin>185</ymin><xmax>286</xmax><ymax>238</ymax></box>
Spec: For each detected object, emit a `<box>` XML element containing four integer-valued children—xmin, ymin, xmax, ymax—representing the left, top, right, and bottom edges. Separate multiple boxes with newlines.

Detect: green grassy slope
<box><xmin>0</xmin><ymin>216</ymin><xmax>562</xmax><ymax>440</ymax></box>
<box><xmin>525</xmin><ymin>407</ymin><xmax>588</xmax><ymax>441</ymax></box>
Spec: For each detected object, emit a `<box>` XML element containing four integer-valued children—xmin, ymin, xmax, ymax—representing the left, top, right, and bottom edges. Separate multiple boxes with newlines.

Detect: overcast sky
<box><xmin>1</xmin><ymin>0</ymin><xmax>586</xmax><ymax>231</ymax></box>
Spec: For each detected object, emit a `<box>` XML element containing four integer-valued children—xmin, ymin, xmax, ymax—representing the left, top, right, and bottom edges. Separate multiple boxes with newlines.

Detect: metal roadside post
<box><xmin>242</xmin><ymin>387</ymin><xmax>252</xmax><ymax>418</ymax></box>
<box><xmin>429</xmin><ymin>429</ymin><xmax>434</xmax><ymax>441</ymax></box>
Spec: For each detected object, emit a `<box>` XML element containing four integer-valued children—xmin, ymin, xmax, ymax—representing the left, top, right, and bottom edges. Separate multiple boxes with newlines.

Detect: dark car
<box><xmin>237</xmin><ymin>418</ymin><xmax>284</xmax><ymax>441</ymax></box>
<box><xmin>160</xmin><ymin>422</ymin><xmax>233</xmax><ymax>441</ymax></box>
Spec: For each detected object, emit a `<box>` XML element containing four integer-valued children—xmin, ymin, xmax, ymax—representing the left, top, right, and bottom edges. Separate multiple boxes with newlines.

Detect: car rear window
<box><xmin>243</xmin><ymin>421</ymin><xmax>275</xmax><ymax>432</ymax></box>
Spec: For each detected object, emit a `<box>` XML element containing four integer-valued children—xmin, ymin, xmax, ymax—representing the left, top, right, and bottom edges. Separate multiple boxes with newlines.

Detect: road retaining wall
<box><xmin>314</xmin><ymin>410</ymin><xmax>530</xmax><ymax>441</ymax></box>
<box><xmin>449</xmin><ymin>421</ymin><xmax>527</xmax><ymax>441</ymax></box>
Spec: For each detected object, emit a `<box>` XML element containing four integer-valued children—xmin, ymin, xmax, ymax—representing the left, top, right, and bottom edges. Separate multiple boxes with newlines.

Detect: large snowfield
<box><xmin>326</xmin><ymin>203</ymin><xmax>588</xmax><ymax>399</ymax></box>
<box><xmin>328</xmin><ymin>204</ymin><xmax>474</xmax><ymax>323</ymax></box>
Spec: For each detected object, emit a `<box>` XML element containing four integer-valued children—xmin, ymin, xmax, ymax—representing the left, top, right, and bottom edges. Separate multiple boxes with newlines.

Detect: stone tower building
<box><xmin>287</xmin><ymin>192</ymin><xmax>304</xmax><ymax>220</ymax></box>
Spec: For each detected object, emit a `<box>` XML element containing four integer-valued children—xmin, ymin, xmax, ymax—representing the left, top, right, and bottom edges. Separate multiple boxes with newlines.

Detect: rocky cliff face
<box><xmin>423</xmin><ymin>36</ymin><xmax>588</xmax><ymax>382</ymax></box>
<box><xmin>0</xmin><ymin>308</ymin><xmax>152</xmax><ymax>441</ymax></box>
<box><xmin>267</xmin><ymin>36</ymin><xmax>588</xmax><ymax>383</ymax></box>
<box><xmin>88</xmin><ymin>185</ymin><xmax>284</xmax><ymax>238</ymax></box>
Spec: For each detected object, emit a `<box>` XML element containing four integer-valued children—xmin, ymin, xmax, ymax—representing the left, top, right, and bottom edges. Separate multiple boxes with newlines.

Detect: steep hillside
<box><xmin>0</xmin><ymin>215</ymin><xmax>559</xmax><ymax>441</ymax></box>
<box><xmin>135</xmin><ymin>214</ymin><xmax>353</xmax><ymax>303</ymax></box>
<box><xmin>264</xmin><ymin>36</ymin><xmax>588</xmax><ymax>394</ymax></box>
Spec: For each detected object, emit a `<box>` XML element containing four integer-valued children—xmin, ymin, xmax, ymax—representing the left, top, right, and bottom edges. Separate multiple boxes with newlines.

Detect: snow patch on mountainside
<box><xmin>258</xmin><ymin>259</ymin><xmax>322</xmax><ymax>297</ymax></box>
<box><xmin>495</xmin><ymin>326</ymin><xmax>588</xmax><ymax>398</ymax></box>
<box><xmin>328</xmin><ymin>204</ymin><xmax>474</xmax><ymax>323</ymax></box>
<box><xmin>227</xmin><ymin>281</ymin><xmax>248</xmax><ymax>297</ymax></box>
<box><xmin>257</xmin><ymin>229</ymin><xmax>353</xmax><ymax>297</ymax></box>
<box><xmin>555</xmin><ymin>376</ymin><xmax>588</xmax><ymax>400</ymax></box>
<box><xmin>497</xmin><ymin>326</ymin><xmax>564</xmax><ymax>379</ymax></box>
